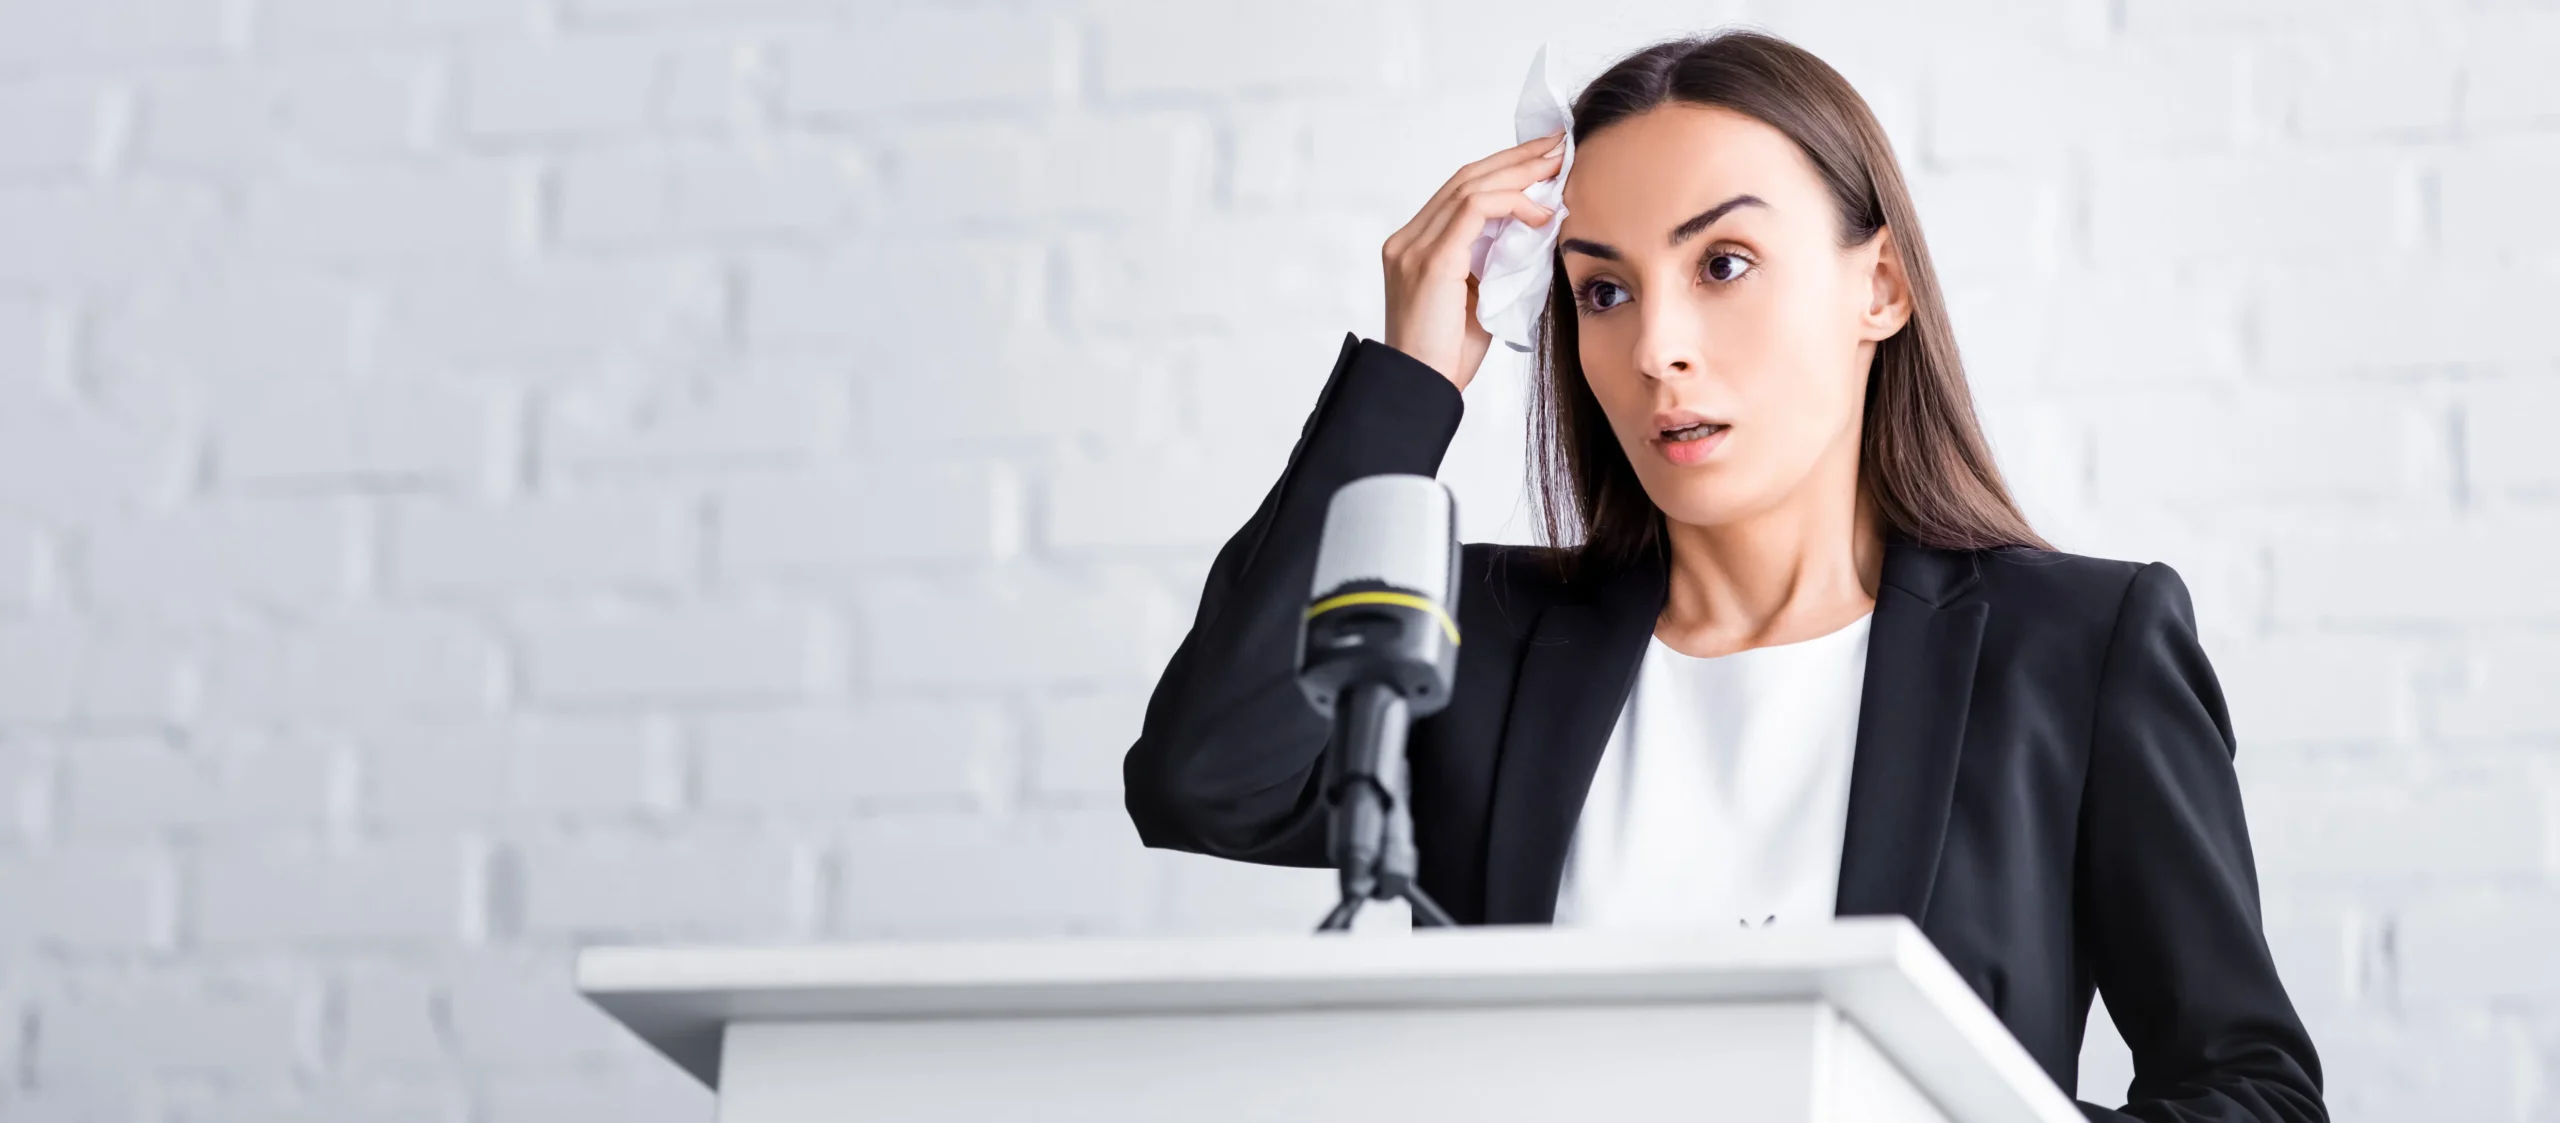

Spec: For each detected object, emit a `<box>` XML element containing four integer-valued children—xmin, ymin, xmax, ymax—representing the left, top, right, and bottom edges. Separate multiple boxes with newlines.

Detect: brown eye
<box><xmin>1704</xmin><ymin>252</ymin><xmax>1753</xmax><ymax>283</ymax></box>
<box><xmin>1577</xmin><ymin>278</ymin><xmax>1630</xmax><ymax>313</ymax></box>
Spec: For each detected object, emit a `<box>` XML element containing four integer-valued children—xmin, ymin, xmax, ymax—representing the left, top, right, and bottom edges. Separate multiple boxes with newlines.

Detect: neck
<box><xmin>1653</xmin><ymin>461</ymin><xmax>1886</xmax><ymax>659</ymax></box>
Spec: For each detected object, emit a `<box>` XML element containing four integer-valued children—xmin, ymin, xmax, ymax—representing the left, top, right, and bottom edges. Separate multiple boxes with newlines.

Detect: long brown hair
<box><xmin>1527</xmin><ymin>29</ymin><xmax>2049</xmax><ymax>584</ymax></box>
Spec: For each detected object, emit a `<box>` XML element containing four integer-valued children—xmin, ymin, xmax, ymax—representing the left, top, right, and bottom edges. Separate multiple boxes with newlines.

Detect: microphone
<box><xmin>1297</xmin><ymin>474</ymin><xmax>1463</xmax><ymax>931</ymax></box>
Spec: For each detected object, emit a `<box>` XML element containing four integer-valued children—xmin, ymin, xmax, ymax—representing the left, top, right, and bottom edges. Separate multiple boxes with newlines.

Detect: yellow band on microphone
<box><xmin>1304</xmin><ymin>590</ymin><xmax>1461</xmax><ymax>646</ymax></box>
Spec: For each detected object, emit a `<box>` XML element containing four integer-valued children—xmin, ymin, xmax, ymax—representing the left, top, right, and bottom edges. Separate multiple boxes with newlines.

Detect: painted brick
<box><xmin>33</xmin><ymin>982</ymin><xmax>307</xmax><ymax>1081</ymax></box>
<box><xmin>1031</xmin><ymin>689</ymin><xmax>1149</xmax><ymax>798</ymax></box>
<box><xmin>195</xmin><ymin>838</ymin><xmax>465</xmax><ymax>944</ymax></box>
<box><xmin>741</xmin><ymin>239</ymin><xmax>1043</xmax><ymax>351</ymax></box>
<box><xmin>0</xmin><ymin>0</ymin><xmax>236</xmax><ymax>68</ymax></box>
<box><xmin>837</xmin><ymin>809</ymin><xmax>1152</xmax><ymax>936</ymax></box>
<box><xmin>717</xmin><ymin>461</ymin><xmax>1020</xmax><ymax>575</ymax></box>
<box><xmin>251</xmin><ymin>0</ymin><xmax>531</xmax><ymax>49</ymax></box>
<box><xmin>457</xmin><ymin>36</ymin><xmax>666</xmax><ymax>140</ymax></box>
<box><xmin>390</xmin><ymin>494</ymin><xmax>694</xmax><ymax>594</ymax></box>
<box><xmin>2271</xmin><ymin>518</ymin><xmax>2560</xmax><ymax>624</ymax></box>
<box><xmin>554</xmin><ymin>141</ymin><xmax>870</xmax><ymax>247</ymax></box>
<box><xmin>513</xmin><ymin>829</ymin><xmax>802</xmax><ymax>936</ymax></box>
<box><xmin>0</xmin><ymin>516</ymin><xmax>49</xmax><ymax>612</ymax></box>
<box><xmin>517</xmin><ymin>608</ymin><xmax>824</xmax><ymax>704</ymax></box>
<box><xmin>2397</xmin><ymin>890</ymin><xmax>2560</xmax><ymax>1001</ymax></box>
<box><xmin>57</xmin><ymin>734</ymin><xmax>334</xmax><ymax>837</ymax></box>
<box><xmin>237</xmin><ymin>164</ymin><xmax>523</xmax><ymax>267</ymax></box>
<box><xmin>0</xmin><ymin>80</ymin><xmax>107</xmax><ymax>178</ymax></box>
<box><xmin>0</xmin><ymin>183</ymin><xmax>221</xmax><ymax>288</ymax></box>
<box><xmin>202</xmin><ymin>613</ymin><xmax>504</xmax><ymax>722</ymax></box>
<box><xmin>777</xmin><ymin>12</ymin><xmax>1067</xmax><ymax>118</ymax></box>
<box><xmin>542</xmin><ymin>370</ymin><xmax>840</xmax><ymax>472</ymax></box>
<box><xmin>2465</xmin><ymin>377</ymin><xmax>2560</xmax><ymax>496</ymax></box>
<box><xmin>84</xmin><ymin>500</ymin><xmax>359</xmax><ymax>615</ymax></box>
<box><xmin>2088</xmin><ymin>148</ymin><xmax>2412</xmax><ymax>267</ymax></box>
<box><xmin>2249</xmin><ymin>777</ymin><xmax>2546</xmax><ymax>881</ymax></box>
<box><xmin>2438</xmin><ymin>138</ymin><xmax>2560</xmax><ymax>266</ymax></box>
<box><xmin>132</xmin><ymin>59</ymin><xmax>429</xmax><ymax>176</ymax></box>
<box><xmin>696</xmin><ymin>702</ymin><xmax>1009</xmax><ymax>812</ymax></box>
<box><xmin>1045</xmin><ymin>444</ymin><xmax>1286</xmax><ymax>551</ymax></box>
<box><xmin>358</xmin><ymin>717</ymin><xmax>673</xmax><ymax>826</ymax></box>
<box><xmin>1090</xmin><ymin>0</ymin><xmax>1405</xmax><ymax>97</ymax></box>
<box><xmin>443</xmin><ymin>953</ymin><xmax>642</xmax><ymax>1066</ymax></box>
<box><xmin>373</xmin><ymin>261</ymin><xmax>725</xmax><ymax>376</ymax></box>
<box><xmin>860</xmin><ymin>568</ymin><xmax>1169</xmax><ymax>689</ymax></box>
<box><xmin>89</xmin><ymin>269</ymin><xmax>363</xmax><ymax>387</ymax></box>
<box><xmin>2260</xmin><ymin>264</ymin><xmax>2560</xmax><ymax>373</ymax></box>
<box><xmin>0</xmin><ymin>848</ymin><xmax>168</xmax><ymax>950</ymax></box>
<box><xmin>2082</xmin><ymin>384</ymin><xmax>2450</xmax><ymax>506</ymax></box>
<box><xmin>0</xmin><ymin>624</ymin><xmax>189</xmax><ymax>727</ymax></box>
<box><xmin>212</xmin><ymin>382</ymin><xmax>503</xmax><ymax>489</ymax></box>
<box><xmin>2436</xmin><ymin>634</ymin><xmax>2560</xmax><ymax>741</ymax></box>
<box><xmin>2464</xmin><ymin>12</ymin><xmax>2560</xmax><ymax>130</ymax></box>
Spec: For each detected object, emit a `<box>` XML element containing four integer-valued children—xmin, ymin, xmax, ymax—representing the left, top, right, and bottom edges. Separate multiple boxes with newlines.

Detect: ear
<box><xmin>1857</xmin><ymin>224</ymin><xmax>1914</xmax><ymax>342</ymax></box>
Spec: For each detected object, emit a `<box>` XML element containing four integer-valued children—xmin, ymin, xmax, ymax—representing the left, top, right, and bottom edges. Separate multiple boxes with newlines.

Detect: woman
<box><xmin>1121</xmin><ymin>29</ymin><xmax>2323</xmax><ymax>1123</ymax></box>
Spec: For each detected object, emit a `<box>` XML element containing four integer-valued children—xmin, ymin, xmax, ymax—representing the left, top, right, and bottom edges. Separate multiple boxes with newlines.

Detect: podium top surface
<box><xmin>577</xmin><ymin>916</ymin><xmax>2083</xmax><ymax>1123</ymax></box>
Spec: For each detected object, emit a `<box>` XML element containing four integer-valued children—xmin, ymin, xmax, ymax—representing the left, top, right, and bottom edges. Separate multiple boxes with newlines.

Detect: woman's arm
<box><xmin>2076</xmin><ymin>562</ymin><xmax>2326</xmax><ymax>1123</ymax></box>
<box><xmin>1121</xmin><ymin>332</ymin><xmax>1465</xmax><ymax>866</ymax></box>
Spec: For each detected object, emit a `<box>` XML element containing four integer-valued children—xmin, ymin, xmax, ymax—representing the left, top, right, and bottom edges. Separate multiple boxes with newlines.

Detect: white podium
<box><xmin>578</xmin><ymin>916</ymin><xmax>2082</xmax><ymax>1123</ymax></box>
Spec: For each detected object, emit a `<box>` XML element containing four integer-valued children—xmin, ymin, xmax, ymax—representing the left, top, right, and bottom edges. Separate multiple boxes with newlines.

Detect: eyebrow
<box><xmin>1558</xmin><ymin>194</ymin><xmax>1769</xmax><ymax>262</ymax></box>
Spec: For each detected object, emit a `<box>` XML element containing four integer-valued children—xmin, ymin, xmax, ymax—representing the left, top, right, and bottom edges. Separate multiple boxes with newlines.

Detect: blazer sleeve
<box><xmin>2075</xmin><ymin>562</ymin><xmax>2326</xmax><ymax>1123</ymax></box>
<box><xmin>1121</xmin><ymin>332</ymin><xmax>1466</xmax><ymax>867</ymax></box>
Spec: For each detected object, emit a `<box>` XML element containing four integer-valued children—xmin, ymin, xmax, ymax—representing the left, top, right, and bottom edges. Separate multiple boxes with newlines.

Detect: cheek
<box><xmin>1738</xmin><ymin>272</ymin><xmax>1866</xmax><ymax>418</ymax></box>
<box><xmin>1578</xmin><ymin>364</ymin><xmax>1652</xmax><ymax>444</ymax></box>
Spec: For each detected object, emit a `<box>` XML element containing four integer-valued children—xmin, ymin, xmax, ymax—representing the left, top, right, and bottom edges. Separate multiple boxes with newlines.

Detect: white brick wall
<box><xmin>0</xmin><ymin>1</ymin><xmax>2553</xmax><ymax>1119</ymax></box>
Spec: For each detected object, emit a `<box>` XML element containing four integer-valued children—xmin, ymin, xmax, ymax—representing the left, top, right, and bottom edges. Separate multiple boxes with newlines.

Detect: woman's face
<box><xmin>1557</xmin><ymin>103</ymin><xmax>1909</xmax><ymax>531</ymax></box>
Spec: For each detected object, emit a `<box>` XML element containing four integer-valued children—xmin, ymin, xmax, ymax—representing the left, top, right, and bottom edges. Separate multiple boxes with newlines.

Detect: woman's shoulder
<box><xmin>1936</xmin><ymin>542</ymin><xmax>2206</xmax><ymax>650</ymax></box>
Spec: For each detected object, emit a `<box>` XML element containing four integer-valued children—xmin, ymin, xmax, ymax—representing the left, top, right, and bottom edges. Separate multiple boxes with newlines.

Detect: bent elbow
<box><xmin>1120</xmin><ymin>727</ymin><xmax>1330</xmax><ymax>868</ymax></box>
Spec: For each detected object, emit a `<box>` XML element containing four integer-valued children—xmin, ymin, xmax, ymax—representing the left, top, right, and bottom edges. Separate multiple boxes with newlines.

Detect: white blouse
<box><xmin>1551</xmin><ymin>611</ymin><xmax>1873</xmax><ymax>930</ymax></box>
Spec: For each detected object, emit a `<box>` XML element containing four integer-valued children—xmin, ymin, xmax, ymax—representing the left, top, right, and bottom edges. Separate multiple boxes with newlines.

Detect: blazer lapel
<box><xmin>1478</xmin><ymin>546</ymin><xmax>1668</xmax><ymax>925</ymax></box>
<box><xmin>1473</xmin><ymin>536</ymin><xmax>1989</xmax><ymax>927</ymax></box>
<box><xmin>1831</xmin><ymin>540</ymin><xmax>1988</xmax><ymax>923</ymax></box>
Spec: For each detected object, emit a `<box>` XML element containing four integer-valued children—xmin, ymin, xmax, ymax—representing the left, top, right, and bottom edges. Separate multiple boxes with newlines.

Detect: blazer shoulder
<box><xmin>1955</xmin><ymin>544</ymin><xmax>2205</xmax><ymax>658</ymax></box>
<box><xmin>1968</xmin><ymin>544</ymin><xmax>2157</xmax><ymax>615</ymax></box>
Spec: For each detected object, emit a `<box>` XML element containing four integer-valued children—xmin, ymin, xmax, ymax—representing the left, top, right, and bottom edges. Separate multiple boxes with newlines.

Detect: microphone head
<box><xmin>1310</xmin><ymin>474</ymin><xmax>1454</xmax><ymax>607</ymax></box>
<box><xmin>1298</xmin><ymin>474</ymin><xmax>1461</xmax><ymax>718</ymax></box>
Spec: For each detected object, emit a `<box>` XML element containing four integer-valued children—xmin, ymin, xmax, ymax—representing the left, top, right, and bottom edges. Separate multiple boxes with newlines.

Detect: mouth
<box><xmin>1650</xmin><ymin>416</ymin><xmax>1731</xmax><ymax>466</ymax></box>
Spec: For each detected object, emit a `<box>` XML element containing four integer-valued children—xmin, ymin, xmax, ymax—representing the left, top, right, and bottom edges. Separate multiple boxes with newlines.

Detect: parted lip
<box><xmin>1651</xmin><ymin>408</ymin><xmax>1732</xmax><ymax>436</ymax></box>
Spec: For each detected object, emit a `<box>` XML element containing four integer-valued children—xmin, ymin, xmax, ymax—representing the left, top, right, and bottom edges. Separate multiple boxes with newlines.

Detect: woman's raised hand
<box><xmin>1380</xmin><ymin>129</ymin><xmax>1566</xmax><ymax>392</ymax></box>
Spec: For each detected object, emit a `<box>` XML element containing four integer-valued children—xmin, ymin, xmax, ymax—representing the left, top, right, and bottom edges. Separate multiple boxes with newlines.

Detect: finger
<box><xmin>1407</xmin><ymin>189</ymin><xmax>1546</xmax><ymax>269</ymax></box>
<box><xmin>1386</xmin><ymin>130</ymin><xmax>1566</xmax><ymax>260</ymax></box>
<box><xmin>1406</xmin><ymin>149</ymin><xmax>1564</xmax><ymax>255</ymax></box>
<box><xmin>1407</xmin><ymin>130</ymin><xmax>1570</xmax><ymax>233</ymax></box>
<box><xmin>1436</xmin><ymin>130</ymin><xmax>1568</xmax><ymax>193</ymax></box>
<box><xmin>1448</xmin><ymin>146</ymin><xmax>1567</xmax><ymax>203</ymax></box>
<box><xmin>1413</xmin><ymin>188</ymin><xmax>1557</xmax><ymax>276</ymax></box>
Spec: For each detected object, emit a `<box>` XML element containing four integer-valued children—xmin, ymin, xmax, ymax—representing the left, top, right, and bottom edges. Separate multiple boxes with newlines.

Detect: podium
<box><xmin>578</xmin><ymin>916</ymin><xmax>2082</xmax><ymax>1122</ymax></box>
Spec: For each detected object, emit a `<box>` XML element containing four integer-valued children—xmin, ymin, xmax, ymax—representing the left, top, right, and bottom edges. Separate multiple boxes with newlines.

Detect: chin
<box><xmin>1639</xmin><ymin>482</ymin><xmax>1779</xmax><ymax>532</ymax></box>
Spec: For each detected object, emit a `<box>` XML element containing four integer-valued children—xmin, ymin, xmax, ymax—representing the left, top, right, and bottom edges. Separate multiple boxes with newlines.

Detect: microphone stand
<box><xmin>1315</xmin><ymin>681</ymin><xmax>1459</xmax><ymax>931</ymax></box>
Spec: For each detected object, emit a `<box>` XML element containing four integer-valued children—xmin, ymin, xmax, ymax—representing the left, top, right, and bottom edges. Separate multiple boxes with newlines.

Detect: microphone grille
<box><xmin>1310</xmin><ymin>474</ymin><xmax>1455</xmax><ymax>604</ymax></box>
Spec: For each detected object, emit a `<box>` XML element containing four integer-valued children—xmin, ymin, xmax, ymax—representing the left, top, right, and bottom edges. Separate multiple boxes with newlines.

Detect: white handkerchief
<box><xmin>1468</xmin><ymin>43</ymin><xmax>1574</xmax><ymax>354</ymax></box>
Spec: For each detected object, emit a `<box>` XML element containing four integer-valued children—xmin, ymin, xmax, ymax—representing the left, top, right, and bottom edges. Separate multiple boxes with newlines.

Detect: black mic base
<box><xmin>1316</xmin><ymin>882</ymin><xmax>1458</xmax><ymax>932</ymax></box>
<box><xmin>1314</xmin><ymin>681</ymin><xmax>1456</xmax><ymax>933</ymax></box>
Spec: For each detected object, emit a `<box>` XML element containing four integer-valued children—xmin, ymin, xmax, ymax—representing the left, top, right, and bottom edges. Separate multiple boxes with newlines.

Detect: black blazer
<box><xmin>1123</xmin><ymin>332</ymin><xmax>2324</xmax><ymax>1122</ymax></box>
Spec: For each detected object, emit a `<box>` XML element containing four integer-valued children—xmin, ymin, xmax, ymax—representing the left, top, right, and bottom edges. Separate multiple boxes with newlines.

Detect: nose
<box><xmin>1630</xmin><ymin>296</ymin><xmax>1706</xmax><ymax>384</ymax></box>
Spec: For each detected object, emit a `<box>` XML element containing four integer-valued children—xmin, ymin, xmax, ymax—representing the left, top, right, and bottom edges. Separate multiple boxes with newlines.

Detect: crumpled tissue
<box><xmin>1467</xmin><ymin>43</ymin><xmax>1574</xmax><ymax>354</ymax></box>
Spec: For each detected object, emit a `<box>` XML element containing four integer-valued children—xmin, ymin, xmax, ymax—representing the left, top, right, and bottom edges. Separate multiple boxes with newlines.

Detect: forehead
<box><xmin>1559</xmin><ymin>103</ymin><xmax>1826</xmax><ymax>246</ymax></box>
